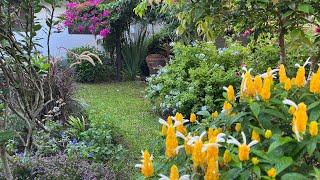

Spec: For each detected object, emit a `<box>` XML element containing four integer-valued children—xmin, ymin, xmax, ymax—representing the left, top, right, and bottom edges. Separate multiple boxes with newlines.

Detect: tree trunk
<box><xmin>115</xmin><ymin>32</ymin><xmax>123</xmax><ymax>81</ymax></box>
<box><xmin>279</xmin><ymin>28</ymin><xmax>286</xmax><ymax>65</ymax></box>
<box><xmin>0</xmin><ymin>144</ymin><xmax>13</xmax><ymax>180</ymax></box>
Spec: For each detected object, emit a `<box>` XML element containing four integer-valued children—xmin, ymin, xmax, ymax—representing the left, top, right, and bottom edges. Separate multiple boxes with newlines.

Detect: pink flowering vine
<box><xmin>63</xmin><ymin>0</ymin><xmax>110</xmax><ymax>38</ymax></box>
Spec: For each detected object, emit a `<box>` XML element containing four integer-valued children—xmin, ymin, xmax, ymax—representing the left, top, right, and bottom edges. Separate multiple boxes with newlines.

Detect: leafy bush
<box><xmin>67</xmin><ymin>46</ymin><xmax>115</xmax><ymax>82</ymax></box>
<box><xmin>136</xmin><ymin>60</ymin><xmax>320</xmax><ymax>179</ymax></box>
<box><xmin>146</xmin><ymin>42</ymin><xmax>243</xmax><ymax>115</ymax></box>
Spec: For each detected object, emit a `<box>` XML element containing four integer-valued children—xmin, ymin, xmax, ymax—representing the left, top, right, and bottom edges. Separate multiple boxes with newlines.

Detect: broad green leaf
<box><xmin>261</xmin><ymin>109</ymin><xmax>286</xmax><ymax>120</ymax></box>
<box><xmin>281</xmin><ymin>173</ymin><xmax>308</xmax><ymax>180</ymax></box>
<box><xmin>197</xmin><ymin>111</ymin><xmax>211</xmax><ymax>117</ymax></box>
<box><xmin>239</xmin><ymin>169</ymin><xmax>251</xmax><ymax>180</ymax></box>
<box><xmin>309</xmin><ymin>108</ymin><xmax>320</xmax><ymax>121</ymax></box>
<box><xmin>250</xmin><ymin>102</ymin><xmax>260</xmax><ymax>118</ymax></box>
<box><xmin>282</xmin><ymin>10</ymin><xmax>294</xmax><ymax>18</ymax></box>
<box><xmin>307</xmin><ymin>101</ymin><xmax>320</xmax><ymax>111</ymax></box>
<box><xmin>253</xmin><ymin>166</ymin><xmax>261</xmax><ymax>177</ymax></box>
<box><xmin>0</xmin><ymin>130</ymin><xmax>16</xmax><ymax>143</ymax></box>
<box><xmin>298</xmin><ymin>4</ymin><xmax>313</xmax><ymax>13</ymax></box>
<box><xmin>307</xmin><ymin>140</ymin><xmax>317</xmax><ymax>155</ymax></box>
<box><xmin>220</xmin><ymin>168</ymin><xmax>241</xmax><ymax>180</ymax></box>
<box><xmin>268</xmin><ymin>136</ymin><xmax>292</xmax><ymax>153</ymax></box>
<box><xmin>275</xmin><ymin>157</ymin><xmax>293</xmax><ymax>174</ymax></box>
<box><xmin>227</xmin><ymin>112</ymin><xmax>251</xmax><ymax>127</ymax></box>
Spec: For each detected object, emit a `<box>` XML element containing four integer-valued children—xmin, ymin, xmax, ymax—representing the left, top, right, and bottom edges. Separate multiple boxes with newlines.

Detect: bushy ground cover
<box><xmin>77</xmin><ymin>82</ymin><xmax>160</xmax><ymax>178</ymax></box>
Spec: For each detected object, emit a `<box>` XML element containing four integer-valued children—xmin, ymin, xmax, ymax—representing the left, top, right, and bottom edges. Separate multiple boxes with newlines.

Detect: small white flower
<box><xmin>227</xmin><ymin>132</ymin><xmax>258</xmax><ymax>148</ymax></box>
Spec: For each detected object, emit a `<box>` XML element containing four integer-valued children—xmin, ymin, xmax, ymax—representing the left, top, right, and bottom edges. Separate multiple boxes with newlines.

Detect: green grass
<box><xmin>76</xmin><ymin>82</ymin><xmax>160</xmax><ymax>179</ymax></box>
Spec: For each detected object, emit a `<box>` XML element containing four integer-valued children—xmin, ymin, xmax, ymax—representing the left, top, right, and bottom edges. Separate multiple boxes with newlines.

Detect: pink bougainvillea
<box><xmin>63</xmin><ymin>1</ymin><xmax>110</xmax><ymax>37</ymax></box>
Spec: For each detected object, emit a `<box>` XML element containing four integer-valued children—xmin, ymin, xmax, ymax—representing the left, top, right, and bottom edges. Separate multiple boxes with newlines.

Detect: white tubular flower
<box><xmin>187</xmin><ymin>131</ymin><xmax>207</xmax><ymax>146</ymax></box>
<box><xmin>282</xmin><ymin>99</ymin><xmax>298</xmax><ymax>110</ymax></box>
<box><xmin>159</xmin><ymin>118</ymin><xmax>182</xmax><ymax>127</ymax></box>
<box><xmin>202</xmin><ymin>133</ymin><xmax>226</xmax><ymax>152</ymax></box>
<box><xmin>158</xmin><ymin>174</ymin><xmax>190</xmax><ymax>180</ymax></box>
<box><xmin>260</xmin><ymin>68</ymin><xmax>279</xmax><ymax>79</ymax></box>
<box><xmin>295</xmin><ymin>57</ymin><xmax>311</xmax><ymax>68</ymax></box>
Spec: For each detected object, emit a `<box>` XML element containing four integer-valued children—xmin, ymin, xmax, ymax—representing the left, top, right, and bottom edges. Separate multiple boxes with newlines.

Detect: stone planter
<box><xmin>146</xmin><ymin>54</ymin><xmax>166</xmax><ymax>75</ymax></box>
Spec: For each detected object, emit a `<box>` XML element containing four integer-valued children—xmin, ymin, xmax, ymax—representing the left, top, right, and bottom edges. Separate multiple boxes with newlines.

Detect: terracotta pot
<box><xmin>146</xmin><ymin>54</ymin><xmax>166</xmax><ymax>75</ymax></box>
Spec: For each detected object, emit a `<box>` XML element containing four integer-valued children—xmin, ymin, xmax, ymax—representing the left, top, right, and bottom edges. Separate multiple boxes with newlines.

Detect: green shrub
<box><xmin>67</xmin><ymin>46</ymin><xmax>115</xmax><ymax>82</ymax></box>
<box><xmin>146</xmin><ymin>42</ymin><xmax>242</xmax><ymax>115</ymax></box>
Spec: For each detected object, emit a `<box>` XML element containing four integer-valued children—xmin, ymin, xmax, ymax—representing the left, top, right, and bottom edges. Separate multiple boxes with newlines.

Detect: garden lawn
<box><xmin>77</xmin><ymin>82</ymin><xmax>160</xmax><ymax>178</ymax></box>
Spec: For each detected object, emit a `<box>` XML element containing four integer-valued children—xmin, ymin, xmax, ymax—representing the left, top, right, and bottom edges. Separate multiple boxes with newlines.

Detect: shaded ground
<box><xmin>77</xmin><ymin>82</ymin><xmax>160</xmax><ymax>179</ymax></box>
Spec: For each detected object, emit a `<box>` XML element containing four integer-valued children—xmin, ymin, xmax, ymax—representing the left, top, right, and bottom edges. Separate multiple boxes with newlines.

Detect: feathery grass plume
<box><xmin>63</xmin><ymin>48</ymin><xmax>102</xmax><ymax>67</ymax></box>
<box><xmin>309</xmin><ymin>121</ymin><xmax>318</xmax><ymax>137</ymax></box>
<box><xmin>251</xmin><ymin>129</ymin><xmax>260</xmax><ymax>142</ymax></box>
<box><xmin>279</xmin><ymin>64</ymin><xmax>287</xmax><ymax>83</ymax></box>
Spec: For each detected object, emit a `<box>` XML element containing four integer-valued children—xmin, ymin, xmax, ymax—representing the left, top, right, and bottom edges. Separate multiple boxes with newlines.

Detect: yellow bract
<box><xmin>223</xmin><ymin>101</ymin><xmax>232</xmax><ymax>115</ymax></box>
<box><xmin>169</xmin><ymin>165</ymin><xmax>179</xmax><ymax>180</ymax></box>
<box><xmin>295</xmin><ymin>67</ymin><xmax>305</xmax><ymax>87</ymax></box>
<box><xmin>239</xmin><ymin>144</ymin><xmax>250</xmax><ymax>161</ymax></box>
<box><xmin>241</xmin><ymin>72</ymin><xmax>255</xmax><ymax>98</ymax></box>
<box><xmin>223</xmin><ymin>149</ymin><xmax>232</xmax><ymax>164</ymax></box>
<box><xmin>310</xmin><ymin>70</ymin><xmax>320</xmax><ymax>93</ymax></box>
<box><xmin>251</xmin><ymin>157</ymin><xmax>259</xmax><ymax>165</ymax></box>
<box><xmin>309</xmin><ymin>121</ymin><xmax>318</xmax><ymax>137</ymax></box>
<box><xmin>227</xmin><ymin>85</ymin><xmax>235</xmax><ymax>101</ymax></box>
<box><xmin>261</xmin><ymin>78</ymin><xmax>271</xmax><ymax>102</ymax></box>
<box><xmin>267</xmin><ymin>167</ymin><xmax>277</xmax><ymax>179</ymax></box>
<box><xmin>166</xmin><ymin>125</ymin><xmax>178</xmax><ymax>158</ymax></box>
<box><xmin>267</xmin><ymin>67</ymin><xmax>274</xmax><ymax>84</ymax></box>
<box><xmin>205</xmin><ymin>158</ymin><xmax>219</xmax><ymax>180</ymax></box>
<box><xmin>279</xmin><ymin>64</ymin><xmax>287</xmax><ymax>83</ymax></box>
<box><xmin>235</xmin><ymin>123</ymin><xmax>241</xmax><ymax>132</ymax></box>
<box><xmin>265</xmin><ymin>129</ymin><xmax>272</xmax><ymax>139</ymax></box>
<box><xmin>192</xmin><ymin>140</ymin><xmax>206</xmax><ymax>167</ymax></box>
<box><xmin>142</xmin><ymin>150</ymin><xmax>153</xmax><ymax>178</ymax></box>
<box><xmin>284</xmin><ymin>78</ymin><xmax>291</xmax><ymax>91</ymax></box>
<box><xmin>253</xmin><ymin>75</ymin><xmax>263</xmax><ymax>95</ymax></box>
<box><xmin>288</xmin><ymin>106</ymin><xmax>295</xmax><ymax>115</ymax></box>
<box><xmin>293</xmin><ymin>103</ymin><xmax>308</xmax><ymax>134</ymax></box>
<box><xmin>212</xmin><ymin>111</ymin><xmax>219</xmax><ymax>118</ymax></box>
<box><xmin>251</xmin><ymin>129</ymin><xmax>260</xmax><ymax>142</ymax></box>
<box><xmin>161</xmin><ymin>124</ymin><xmax>167</xmax><ymax>135</ymax></box>
<box><xmin>190</xmin><ymin>113</ymin><xmax>196</xmax><ymax>123</ymax></box>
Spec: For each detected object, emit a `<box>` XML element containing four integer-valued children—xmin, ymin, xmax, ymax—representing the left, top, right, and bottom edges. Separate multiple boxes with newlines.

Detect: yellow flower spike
<box><xmin>267</xmin><ymin>67</ymin><xmax>274</xmax><ymax>84</ymax></box>
<box><xmin>192</xmin><ymin>140</ymin><xmax>205</xmax><ymax>167</ymax></box>
<box><xmin>207</xmin><ymin>137</ymin><xmax>219</xmax><ymax>162</ymax></box>
<box><xmin>279</xmin><ymin>64</ymin><xmax>287</xmax><ymax>83</ymax></box>
<box><xmin>166</xmin><ymin>125</ymin><xmax>178</xmax><ymax>158</ymax></box>
<box><xmin>227</xmin><ymin>132</ymin><xmax>258</xmax><ymax>161</ymax></box>
<box><xmin>212</xmin><ymin>111</ymin><xmax>219</xmax><ymax>119</ymax></box>
<box><xmin>190</xmin><ymin>113</ymin><xmax>196</xmax><ymax>123</ymax></box>
<box><xmin>246</xmin><ymin>72</ymin><xmax>255</xmax><ymax>97</ymax></box>
<box><xmin>135</xmin><ymin>150</ymin><xmax>153</xmax><ymax>178</ymax></box>
<box><xmin>205</xmin><ymin>158</ymin><xmax>219</xmax><ymax>180</ymax></box>
<box><xmin>267</xmin><ymin>167</ymin><xmax>277</xmax><ymax>179</ymax></box>
<box><xmin>288</xmin><ymin>106</ymin><xmax>296</xmax><ymax>115</ymax></box>
<box><xmin>226</xmin><ymin>85</ymin><xmax>235</xmax><ymax>101</ymax></box>
<box><xmin>223</xmin><ymin>149</ymin><xmax>232</xmax><ymax>164</ymax></box>
<box><xmin>261</xmin><ymin>78</ymin><xmax>271</xmax><ymax>102</ymax></box>
<box><xmin>169</xmin><ymin>165</ymin><xmax>179</xmax><ymax>180</ymax></box>
<box><xmin>251</xmin><ymin>157</ymin><xmax>259</xmax><ymax>165</ymax></box>
<box><xmin>253</xmin><ymin>75</ymin><xmax>263</xmax><ymax>95</ymax></box>
<box><xmin>217</xmin><ymin>128</ymin><xmax>222</xmax><ymax>134</ymax></box>
<box><xmin>265</xmin><ymin>129</ymin><xmax>272</xmax><ymax>139</ymax></box>
<box><xmin>223</xmin><ymin>101</ymin><xmax>233</xmax><ymax>115</ymax></box>
<box><xmin>168</xmin><ymin>116</ymin><xmax>173</xmax><ymax>126</ymax></box>
<box><xmin>310</xmin><ymin>71</ymin><xmax>320</xmax><ymax>93</ymax></box>
<box><xmin>309</xmin><ymin>121</ymin><xmax>318</xmax><ymax>137</ymax></box>
<box><xmin>161</xmin><ymin>125</ymin><xmax>167</xmax><ymax>135</ymax></box>
<box><xmin>251</xmin><ymin>129</ymin><xmax>260</xmax><ymax>142</ymax></box>
<box><xmin>208</xmin><ymin>128</ymin><xmax>214</xmax><ymax>140</ymax></box>
<box><xmin>184</xmin><ymin>136</ymin><xmax>192</xmax><ymax>155</ymax></box>
<box><xmin>295</xmin><ymin>66</ymin><xmax>306</xmax><ymax>87</ymax></box>
<box><xmin>294</xmin><ymin>102</ymin><xmax>308</xmax><ymax>135</ymax></box>
<box><xmin>235</xmin><ymin>123</ymin><xmax>241</xmax><ymax>132</ymax></box>
<box><xmin>284</xmin><ymin>78</ymin><xmax>291</xmax><ymax>91</ymax></box>
<box><xmin>291</xmin><ymin>78</ymin><xmax>296</xmax><ymax>85</ymax></box>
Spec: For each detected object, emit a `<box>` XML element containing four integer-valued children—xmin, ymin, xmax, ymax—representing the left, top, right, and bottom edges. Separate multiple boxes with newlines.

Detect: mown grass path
<box><xmin>77</xmin><ymin>82</ymin><xmax>160</xmax><ymax>179</ymax></box>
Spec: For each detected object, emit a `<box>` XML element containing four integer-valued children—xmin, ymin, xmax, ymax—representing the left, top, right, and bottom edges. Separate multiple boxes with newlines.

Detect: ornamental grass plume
<box><xmin>190</xmin><ymin>113</ymin><xmax>196</xmax><ymax>123</ymax></box>
<box><xmin>261</xmin><ymin>78</ymin><xmax>271</xmax><ymax>102</ymax></box>
<box><xmin>227</xmin><ymin>132</ymin><xmax>258</xmax><ymax>161</ymax></box>
<box><xmin>309</xmin><ymin>121</ymin><xmax>318</xmax><ymax>137</ymax></box>
<box><xmin>253</xmin><ymin>75</ymin><xmax>263</xmax><ymax>95</ymax></box>
<box><xmin>205</xmin><ymin>158</ymin><xmax>219</xmax><ymax>180</ymax></box>
<box><xmin>135</xmin><ymin>150</ymin><xmax>153</xmax><ymax>178</ymax></box>
<box><xmin>251</xmin><ymin>129</ymin><xmax>260</xmax><ymax>142</ymax></box>
<box><xmin>265</xmin><ymin>130</ymin><xmax>272</xmax><ymax>139</ymax></box>
<box><xmin>284</xmin><ymin>78</ymin><xmax>291</xmax><ymax>91</ymax></box>
<box><xmin>279</xmin><ymin>64</ymin><xmax>287</xmax><ymax>83</ymax></box>
<box><xmin>267</xmin><ymin>167</ymin><xmax>277</xmax><ymax>179</ymax></box>
<box><xmin>223</xmin><ymin>149</ymin><xmax>232</xmax><ymax>164</ymax></box>
<box><xmin>310</xmin><ymin>71</ymin><xmax>320</xmax><ymax>93</ymax></box>
<box><xmin>235</xmin><ymin>123</ymin><xmax>241</xmax><ymax>133</ymax></box>
<box><xmin>223</xmin><ymin>85</ymin><xmax>235</xmax><ymax>101</ymax></box>
<box><xmin>283</xmin><ymin>100</ymin><xmax>308</xmax><ymax>141</ymax></box>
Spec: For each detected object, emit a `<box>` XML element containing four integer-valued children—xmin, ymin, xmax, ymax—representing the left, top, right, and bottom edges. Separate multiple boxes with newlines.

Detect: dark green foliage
<box><xmin>67</xmin><ymin>46</ymin><xmax>115</xmax><ymax>82</ymax></box>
